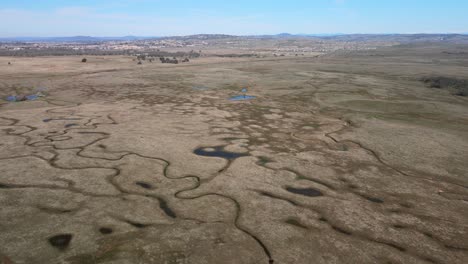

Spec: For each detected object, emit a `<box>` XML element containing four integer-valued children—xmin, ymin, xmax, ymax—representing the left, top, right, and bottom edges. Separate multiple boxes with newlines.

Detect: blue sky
<box><xmin>0</xmin><ymin>0</ymin><xmax>466</xmax><ymax>37</ymax></box>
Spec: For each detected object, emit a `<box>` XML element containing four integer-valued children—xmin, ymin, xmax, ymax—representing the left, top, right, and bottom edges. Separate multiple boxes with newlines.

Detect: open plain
<box><xmin>0</xmin><ymin>43</ymin><xmax>467</xmax><ymax>264</ymax></box>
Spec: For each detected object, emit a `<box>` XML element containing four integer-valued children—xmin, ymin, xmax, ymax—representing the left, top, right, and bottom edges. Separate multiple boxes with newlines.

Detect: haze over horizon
<box><xmin>1</xmin><ymin>0</ymin><xmax>467</xmax><ymax>37</ymax></box>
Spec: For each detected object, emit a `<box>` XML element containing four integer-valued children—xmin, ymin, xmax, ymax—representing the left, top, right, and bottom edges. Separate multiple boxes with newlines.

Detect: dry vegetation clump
<box><xmin>159</xmin><ymin>57</ymin><xmax>179</xmax><ymax>64</ymax></box>
<box><xmin>421</xmin><ymin>76</ymin><xmax>468</xmax><ymax>96</ymax></box>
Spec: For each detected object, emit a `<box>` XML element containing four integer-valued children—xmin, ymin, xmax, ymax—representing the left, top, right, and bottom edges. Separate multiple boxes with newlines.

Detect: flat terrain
<box><xmin>0</xmin><ymin>44</ymin><xmax>467</xmax><ymax>264</ymax></box>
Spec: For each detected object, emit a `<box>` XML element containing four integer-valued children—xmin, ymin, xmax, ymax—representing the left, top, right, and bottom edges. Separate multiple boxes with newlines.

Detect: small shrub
<box><xmin>454</xmin><ymin>90</ymin><xmax>467</xmax><ymax>97</ymax></box>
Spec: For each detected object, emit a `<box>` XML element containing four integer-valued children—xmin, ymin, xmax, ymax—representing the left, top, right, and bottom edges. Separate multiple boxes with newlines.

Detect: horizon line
<box><xmin>1</xmin><ymin>32</ymin><xmax>468</xmax><ymax>39</ymax></box>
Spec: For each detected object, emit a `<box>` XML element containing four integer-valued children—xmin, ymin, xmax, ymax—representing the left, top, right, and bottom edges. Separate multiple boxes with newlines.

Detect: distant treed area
<box><xmin>0</xmin><ymin>47</ymin><xmax>200</xmax><ymax>58</ymax></box>
<box><xmin>1</xmin><ymin>34</ymin><xmax>468</xmax><ymax>57</ymax></box>
<box><xmin>0</xmin><ymin>48</ymin><xmax>130</xmax><ymax>56</ymax></box>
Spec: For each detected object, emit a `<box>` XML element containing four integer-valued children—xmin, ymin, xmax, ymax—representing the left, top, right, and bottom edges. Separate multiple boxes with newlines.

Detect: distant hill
<box><xmin>260</xmin><ymin>33</ymin><xmax>468</xmax><ymax>43</ymax></box>
<box><xmin>0</xmin><ymin>36</ymin><xmax>156</xmax><ymax>43</ymax></box>
<box><xmin>160</xmin><ymin>34</ymin><xmax>237</xmax><ymax>40</ymax></box>
<box><xmin>1</xmin><ymin>34</ymin><xmax>467</xmax><ymax>44</ymax></box>
<box><xmin>315</xmin><ymin>34</ymin><xmax>468</xmax><ymax>42</ymax></box>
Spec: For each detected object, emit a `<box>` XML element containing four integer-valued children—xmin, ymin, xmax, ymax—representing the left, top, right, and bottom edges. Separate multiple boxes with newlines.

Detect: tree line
<box><xmin>0</xmin><ymin>48</ymin><xmax>201</xmax><ymax>58</ymax></box>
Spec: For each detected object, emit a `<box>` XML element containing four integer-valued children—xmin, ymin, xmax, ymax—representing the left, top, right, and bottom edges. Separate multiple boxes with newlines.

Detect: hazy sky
<box><xmin>1</xmin><ymin>0</ymin><xmax>467</xmax><ymax>37</ymax></box>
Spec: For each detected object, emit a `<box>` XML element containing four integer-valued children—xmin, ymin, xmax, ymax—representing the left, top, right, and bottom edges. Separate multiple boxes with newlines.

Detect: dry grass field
<box><xmin>0</xmin><ymin>44</ymin><xmax>467</xmax><ymax>264</ymax></box>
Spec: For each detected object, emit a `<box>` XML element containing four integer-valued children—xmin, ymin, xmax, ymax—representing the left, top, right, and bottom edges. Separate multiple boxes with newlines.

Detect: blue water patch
<box><xmin>6</xmin><ymin>96</ymin><xmax>17</xmax><ymax>102</ymax></box>
<box><xmin>5</xmin><ymin>94</ymin><xmax>38</xmax><ymax>102</ymax></box>
<box><xmin>229</xmin><ymin>95</ymin><xmax>256</xmax><ymax>101</ymax></box>
<box><xmin>25</xmin><ymin>94</ymin><xmax>38</xmax><ymax>100</ymax></box>
<box><xmin>194</xmin><ymin>146</ymin><xmax>248</xmax><ymax>160</ymax></box>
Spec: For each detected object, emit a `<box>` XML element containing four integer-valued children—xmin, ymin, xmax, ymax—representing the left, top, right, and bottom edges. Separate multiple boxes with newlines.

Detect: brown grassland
<box><xmin>0</xmin><ymin>43</ymin><xmax>467</xmax><ymax>264</ymax></box>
